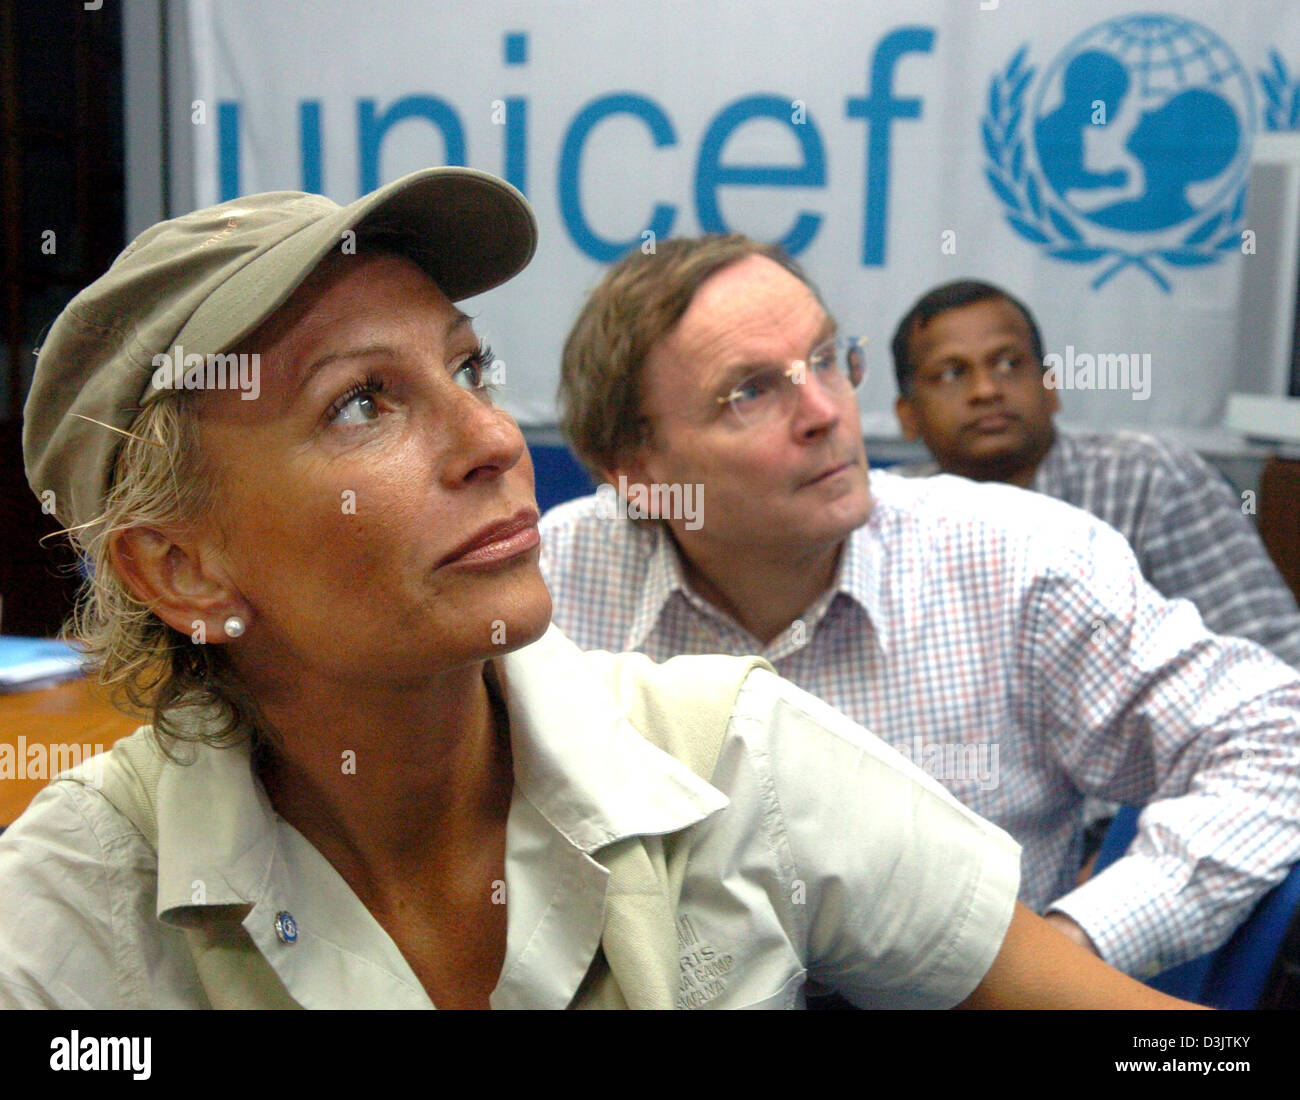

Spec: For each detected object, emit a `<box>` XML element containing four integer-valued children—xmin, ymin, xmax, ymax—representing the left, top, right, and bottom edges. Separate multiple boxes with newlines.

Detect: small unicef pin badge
<box><xmin>275</xmin><ymin>910</ymin><xmax>298</xmax><ymax>944</ymax></box>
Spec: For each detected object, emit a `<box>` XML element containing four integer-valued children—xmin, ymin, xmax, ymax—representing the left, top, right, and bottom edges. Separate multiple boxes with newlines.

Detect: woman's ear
<box><xmin>111</xmin><ymin>527</ymin><xmax>247</xmax><ymax>643</ymax></box>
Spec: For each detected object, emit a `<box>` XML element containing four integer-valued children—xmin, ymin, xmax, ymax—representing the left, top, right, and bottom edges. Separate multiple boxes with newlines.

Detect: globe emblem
<box><xmin>1031</xmin><ymin>14</ymin><xmax>1255</xmax><ymax>237</ymax></box>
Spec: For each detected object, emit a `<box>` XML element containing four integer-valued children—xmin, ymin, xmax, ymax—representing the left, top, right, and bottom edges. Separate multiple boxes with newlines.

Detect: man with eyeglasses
<box><xmin>890</xmin><ymin>278</ymin><xmax>1300</xmax><ymax>670</ymax></box>
<box><xmin>538</xmin><ymin>234</ymin><xmax>1300</xmax><ymax>981</ymax></box>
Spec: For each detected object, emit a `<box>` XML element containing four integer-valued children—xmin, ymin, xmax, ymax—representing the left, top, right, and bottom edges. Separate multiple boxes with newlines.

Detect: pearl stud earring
<box><xmin>224</xmin><ymin>615</ymin><xmax>245</xmax><ymax>639</ymax></box>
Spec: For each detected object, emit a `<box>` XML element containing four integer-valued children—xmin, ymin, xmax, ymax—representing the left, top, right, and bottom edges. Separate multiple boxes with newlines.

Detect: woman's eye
<box><xmin>328</xmin><ymin>377</ymin><xmax>385</xmax><ymax>425</ymax></box>
<box><xmin>453</xmin><ymin>355</ymin><xmax>485</xmax><ymax>390</ymax></box>
<box><xmin>453</xmin><ymin>344</ymin><xmax>500</xmax><ymax>395</ymax></box>
<box><xmin>335</xmin><ymin>393</ymin><xmax>378</xmax><ymax>423</ymax></box>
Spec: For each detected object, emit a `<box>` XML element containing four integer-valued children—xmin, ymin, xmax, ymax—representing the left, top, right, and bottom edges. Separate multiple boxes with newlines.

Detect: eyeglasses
<box><xmin>716</xmin><ymin>336</ymin><xmax>867</xmax><ymax>427</ymax></box>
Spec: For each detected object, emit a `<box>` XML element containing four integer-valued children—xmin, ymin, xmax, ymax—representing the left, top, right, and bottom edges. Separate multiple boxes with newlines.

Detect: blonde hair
<box><xmin>63</xmin><ymin>393</ymin><xmax>267</xmax><ymax>754</ymax></box>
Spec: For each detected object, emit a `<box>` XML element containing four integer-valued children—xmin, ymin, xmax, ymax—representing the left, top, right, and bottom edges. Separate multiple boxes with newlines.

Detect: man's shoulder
<box><xmin>537</xmin><ymin>493</ymin><xmax>659</xmax><ymax>643</ymax></box>
<box><xmin>539</xmin><ymin>491</ymin><xmax>656</xmax><ymax>555</ymax></box>
<box><xmin>872</xmin><ymin>467</ymin><xmax>1102</xmax><ymax>542</ymax></box>
<box><xmin>1059</xmin><ymin>429</ymin><xmax>1213</xmax><ymax>484</ymax></box>
<box><xmin>884</xmin><ymin>459</ymin><xmax>939</xmax><ymax>479</ymax></box>
<box><xmin>870</xmin><ymin>468</ymin><xmax>1137</xmax><ymax>590</ymax></box>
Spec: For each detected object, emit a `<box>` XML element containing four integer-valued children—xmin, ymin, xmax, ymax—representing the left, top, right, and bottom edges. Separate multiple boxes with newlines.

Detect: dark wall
<box><xmin>0</xmin><ymin>0</ymin><xmax>124</xmax><ymax>635</ymax></box>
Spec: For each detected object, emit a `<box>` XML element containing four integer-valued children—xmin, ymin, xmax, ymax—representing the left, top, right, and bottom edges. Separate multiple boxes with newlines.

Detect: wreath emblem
<box><xmin>1260</xmin><ymin>49</ymin><xmax>1300</xmax><ymax>130</ymax></box>
<box><xmin>982</xmin><ymin>44</ymin><xmax>1249</xmax><ymax>293</ymax></box>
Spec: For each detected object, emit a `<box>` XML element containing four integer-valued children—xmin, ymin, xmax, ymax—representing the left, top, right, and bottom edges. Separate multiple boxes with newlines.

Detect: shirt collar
<box><xmin>149</xmin><ymin>726</ymin><xmax>438</xmax><ymax>1008</ymax></box>
<box><xmin>846</xmin><ymin>470</ymin><xmax>949</xmax><ymax>657</ymax></box>
<box><xmin>501</xmin><ymin>624</ymin><xmax>729</xmax><ymax>852</ymax></box>
<box><xmin>625</xmin><ymin>520</ymin><xmax>691</xmax><ymax>651</ymax></box>
<box><xmin>150</xmin><ymin>627</ymin><xmax>723</xmax><ymax>904</ymax></box>
<box><xmin>1030</xmin><ymin>430</ymin><xmax>1070</xmax><ymax>493</ymax></box>
<box><xmin>153</xmin><ymin>733</ymin><xmax>275</xmax><ymax>918</ymax></box>
<box><xmin>623</xmin><ymin>497</ymin><xmax>891</xmax><ymax>659</ymax></box>
<box><xmin>833</xmin><ymin>517</ymin><xmax>890</xmax><ymax>656</ymax></box>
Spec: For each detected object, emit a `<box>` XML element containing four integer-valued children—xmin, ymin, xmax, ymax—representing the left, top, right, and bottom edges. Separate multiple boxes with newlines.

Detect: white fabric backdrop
<box><xmin>180</xmin><ymin>0</ymin><xmax>1300</xmax><ymax>432</ymax></box>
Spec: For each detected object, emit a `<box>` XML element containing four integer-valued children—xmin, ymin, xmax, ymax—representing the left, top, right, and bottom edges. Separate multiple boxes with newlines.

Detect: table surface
<box><xmin>0</xmin><ymin>677</ymin><xmax>139</xmax><ymax>825</ymax></box>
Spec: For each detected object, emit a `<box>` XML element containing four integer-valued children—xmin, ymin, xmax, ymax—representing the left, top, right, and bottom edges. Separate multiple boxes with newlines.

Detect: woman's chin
<box><xmin>482</xmin><ymin>580</ymin><xmax>554</xmax><ymax>657</ymax></box>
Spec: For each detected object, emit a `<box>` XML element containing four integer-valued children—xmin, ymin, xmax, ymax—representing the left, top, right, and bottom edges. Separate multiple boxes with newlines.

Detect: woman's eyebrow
<box><xmin>446</xmin><ymin>310</ymin><xmax>474</xmax><ymax>339</ymax></box>
<box><xmin>290</xmin><ymin>310</ymin><xmax>477</xmax><ymax>397</ymax></box>
<box><xmin>291</xmin><ymin>344</ymin><xmax>393</xmax><ymax>399</ymax></box>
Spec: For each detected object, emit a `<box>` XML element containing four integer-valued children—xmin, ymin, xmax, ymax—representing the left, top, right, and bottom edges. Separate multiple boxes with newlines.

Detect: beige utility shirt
<box><xmin>0</xmin><ymin>627</ymin><xmax>1019</xmax><ymax>1009</ymax></box>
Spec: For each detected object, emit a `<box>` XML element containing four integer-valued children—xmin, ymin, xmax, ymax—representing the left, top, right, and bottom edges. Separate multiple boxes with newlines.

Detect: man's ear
<box><xmin>602</xmin><ymin>444</ymin><xmax>656</xmax><ymax>492</ymax></box>
<box><xmin>1043</xmin><ymin>374</ymin><xmax>1061</xmax><ymax>415</ymax></box>
<box><xmin>598</xmin><ymin>464</ymin><xmax>627</xmax><ymax>490</ymax></box>
<box><xmin>110</xmin><ymin>526</ymin><xmax>247</xmax><ymax>642</ymax></box>
<box><xmin>895</xmin><ymin>394</ymin><xmax>922</xmax><ymax>442</ymax></box>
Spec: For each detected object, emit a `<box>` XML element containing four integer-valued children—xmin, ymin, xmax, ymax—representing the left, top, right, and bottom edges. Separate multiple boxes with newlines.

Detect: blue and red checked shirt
<box><xmin>901</xmin><ymin>429</ymin><xmax>1300</xmax><ymax>668</ymax></box>
<box><xmin>1033</xmin><ymin>430</ymin><xmax>1300</xmax><ymax>668</ymax></box>
<box><xmin>539</xmin><ymin>469</ymin><xmax>1300</xmax><ymax>977</ymax></box>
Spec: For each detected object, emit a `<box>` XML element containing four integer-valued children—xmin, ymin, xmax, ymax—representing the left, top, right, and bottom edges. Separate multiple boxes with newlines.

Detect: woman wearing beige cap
<box><xmin>0</xmin><ymin>168</ymin><xmax>1194</xmax><ymax>1010</ymax></box>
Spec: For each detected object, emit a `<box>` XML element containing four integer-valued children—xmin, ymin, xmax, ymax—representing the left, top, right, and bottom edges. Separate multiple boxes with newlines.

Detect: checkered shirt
<box><xmin>539</xmin><ymin>470</ymin><xmax>1300</xmax><ymax>977</ymax></box>
<box><xmin>1031</xmin><ymin>430</ymin><xmax>1300</xmax><ymax>669</ymax></box>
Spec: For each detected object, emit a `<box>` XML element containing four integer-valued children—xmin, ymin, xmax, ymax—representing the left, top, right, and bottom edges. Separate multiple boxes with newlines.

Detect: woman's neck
<box><xmin>252</xmin><ymin>659</ymin><xmax>514</xmax><ymax>887</ymax></box>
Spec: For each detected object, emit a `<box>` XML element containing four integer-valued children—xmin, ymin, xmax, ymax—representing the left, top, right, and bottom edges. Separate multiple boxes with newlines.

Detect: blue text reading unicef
<box><xmin>214</xmin><ymin>27</ymin><xmax>934</xmax><ymax>265</ymax></box>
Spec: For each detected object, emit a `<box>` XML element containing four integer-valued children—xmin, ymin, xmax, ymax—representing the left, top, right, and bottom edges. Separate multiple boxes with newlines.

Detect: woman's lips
<box><xmin>438</xmin><ymin>509</ymin><xmax>540</xmax><ymax>569</ymax></box>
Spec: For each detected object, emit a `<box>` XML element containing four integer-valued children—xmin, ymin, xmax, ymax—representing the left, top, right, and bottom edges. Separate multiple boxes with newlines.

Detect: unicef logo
<box><xmin>982</xmin><ymin>14</ymin><xmax>1284</xmax><ymax>291</ymax></box>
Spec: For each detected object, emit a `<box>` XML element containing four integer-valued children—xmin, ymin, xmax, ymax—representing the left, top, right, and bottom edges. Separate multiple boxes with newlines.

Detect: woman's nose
<box><xmin>440</xmin><ymin>392</ymin><xmax>526</xmax><ymax>487</ymax></box>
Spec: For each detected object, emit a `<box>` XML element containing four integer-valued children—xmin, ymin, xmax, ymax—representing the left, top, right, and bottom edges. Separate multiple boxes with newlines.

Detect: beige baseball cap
<box><xmin>24</xmin><ymin>166</ymin><xmax>537</xmax><ymax>533</ymax></box>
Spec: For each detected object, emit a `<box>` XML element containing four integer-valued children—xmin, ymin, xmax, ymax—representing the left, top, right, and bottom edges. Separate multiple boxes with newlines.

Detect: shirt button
<box><xmin>275</xmin><ymin>910</ymin><xmax>298</xmax><ymax>944</ymax></box>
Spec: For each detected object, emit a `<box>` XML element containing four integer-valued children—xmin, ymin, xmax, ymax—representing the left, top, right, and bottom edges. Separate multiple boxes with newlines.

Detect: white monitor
<box><xmin>1226</xmin><ymin>134</ymin><xmax>1300</xmax><ymax>444</ymax></box>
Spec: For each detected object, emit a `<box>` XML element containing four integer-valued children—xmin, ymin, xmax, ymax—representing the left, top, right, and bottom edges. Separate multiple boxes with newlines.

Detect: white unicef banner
<box><xmin>182</xmin><ymin>0</ymin><xmax>1300</xmax><ymax>433</ymax></box>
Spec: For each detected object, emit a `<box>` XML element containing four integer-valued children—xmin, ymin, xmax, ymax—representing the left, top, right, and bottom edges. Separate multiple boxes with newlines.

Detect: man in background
<box><xmin>892</xmin><ymin>279</ymin><xmax>1300</xmax><ymax>669</ymax></box>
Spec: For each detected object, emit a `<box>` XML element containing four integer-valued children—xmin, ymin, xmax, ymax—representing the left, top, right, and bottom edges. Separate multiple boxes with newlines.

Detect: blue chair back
<box><xmin>526</xmin><ymin>438</ymin><xmax>595</xmax><ymax>514</ymax></box>
<box><xmin>1093</xmin><ymin>805</ymin><xmax>1300</xmax><ymax>1007</ymax></box>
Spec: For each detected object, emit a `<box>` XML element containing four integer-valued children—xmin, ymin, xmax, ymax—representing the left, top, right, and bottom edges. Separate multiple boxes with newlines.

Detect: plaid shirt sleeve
<box><xmin>1139</xmin><ymin>444</ymin><xmax>1300</xmax><ymax>668</ymax></box>
<box><xmin>1035</xmin><ymin>432</ymin><xmax>1300</xmax><ymax>669</ymax></box>
<box><xmin>1023</xmin><ymin>515</ymin><xmax>1300</xmax><ymax>974</ymax></box>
